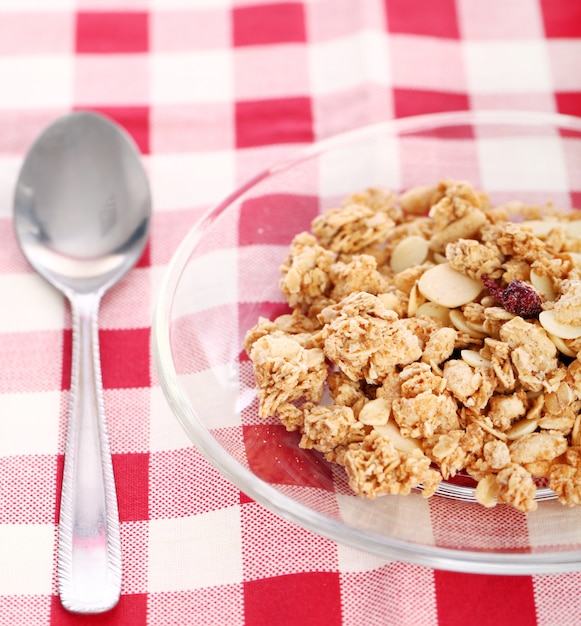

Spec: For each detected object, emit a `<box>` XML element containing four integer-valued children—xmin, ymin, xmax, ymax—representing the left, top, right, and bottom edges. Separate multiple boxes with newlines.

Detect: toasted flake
<box><xmin>496</xmin><ymin>464</ymin><xmax>537</xmax><ymax>513</ymax></box>
<box><xmin>509</xmin><ymin>431</ymin><xmax>568</xmax><ymax>465</ymax></box>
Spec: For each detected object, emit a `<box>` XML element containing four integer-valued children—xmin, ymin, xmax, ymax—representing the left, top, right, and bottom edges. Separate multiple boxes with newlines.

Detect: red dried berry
<box><xmin>481</xmin><ymin>275</ymin><xmax>504</xmax><ymax>302</ymax></box>
<box><xmin>482</xmin><ymin>275</ymin><xmax>542</xmax><ymax>318</ymax></box>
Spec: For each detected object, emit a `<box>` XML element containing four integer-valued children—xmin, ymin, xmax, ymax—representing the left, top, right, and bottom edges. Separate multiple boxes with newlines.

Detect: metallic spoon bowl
<box><xmin>13</xmin><ymin>111</ymin><xmax>151</xmax><ymax>613</ymax></box>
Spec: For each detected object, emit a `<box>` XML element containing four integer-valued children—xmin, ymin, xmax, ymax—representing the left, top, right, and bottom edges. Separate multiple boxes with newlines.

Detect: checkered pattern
<box><xmin>1</xmin><ymin>1</ymin><xmax>581</xmax><ymax>625</ymax></box>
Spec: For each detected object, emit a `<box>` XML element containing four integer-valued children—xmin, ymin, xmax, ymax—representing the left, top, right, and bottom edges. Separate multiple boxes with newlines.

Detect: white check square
<box><xmin>151</xmin><ymin>51</ymin><xmax>233</xmax><ymax>105</ymax></box>
<box><xmin>149</xmin><ymin>151</ymin><xmax>235</xmax><ymax>211</ymax></box>
<box><xmin>148</xmin><ymin>509</ymin><xmax>243</xmax><ymax>592</ymax></box>
<box><xmin>0</xmin><ymin>55</ymin><xmax>72</xmax><ymax>109</ymax></box>
<box><xmin>309</xmin><ymin>33</ymin><xmax>369</xmax><ymax>95</ymax></box>
<box><xmin>464</xmin><ymin>40</ymin><xmax>551</xmax><ymax>94</ymax></box>
<box><xmin>0</xmin><ymin>391</ymin><xmax>60</xmax><ymax>456</ymax></box>
<box><xmin>0</xmin><ymin>524</ymin><xmax>55</xmax><ymax>595</ymax></box>
<box><xmin>0</xmin><ymin>274</ymin><xmax>64</xmax><ymax>333</ymax></box>
<box><xmin>547</xmin><ymin>40</ymin><xmax>581</xmax><ymax>92</ymax></box>
<box><xmin>0</xmin><ymin>0</ymin><xmax>74</xmax><ymax>9</ymax></box>
<box><xmin>149</xmin><ymin>386</ymin><xmax>193</xmax><ymax>453</ymax></box>
<box><xmin>0</xmin><ymin>157</ymin><xmax>23</xmax><ymax>219</ymax></box>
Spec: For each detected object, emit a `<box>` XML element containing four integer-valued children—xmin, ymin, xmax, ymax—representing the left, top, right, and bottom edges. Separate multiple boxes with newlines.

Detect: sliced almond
<box><xmin>505</xmin><ymin>418</ymin><xmax>539</xmax><ymax>440</ymax></box>
<box><xmin>480</xmin><ymin>295</ymin><xmax>497</xmax><ymax>307</ymax></box>
<box><xmin>465</xmin><ymin>319</ymin><xmax>487</xmax><ymax>334</ymax></box>
<box><xmin>374</xmin><ymin>421</ymin><xmax>421</xmax><ymax>452</ymax></box>
<box><xmin>417</xmin><ymin>263</ymin><xmax>483</xmax><ymax>309</ymax></box>
<box><xmin>572</xmin><ymin>413</ymin><xmax>581</xmax><ymax>447</ymax></box>
<box><xmin>449</xmin><ymin>309</ymin><xmax>487</xmax><ymax>339</ymax></box>
<box><xmin>539</xmin><ymin>309</ymin><xmax>581</xmax><ymax>339</ymax></box>
<box><xmin>432</xmin><ymin>252</ymin><xmax>447</xmax><ymax>264</ymax></box>
<box><xmin>407</xmin><ymin>283</ymin><xmax>426</xmax><ymax>317</ymax></box>
<box><xmin>521</xmin><ymin>219</ymin><xmax>559</xmax><ymax>238</ymax></box>
<box><xmin>548</xmin><ymin>332</ymin><xmax>577</xmax><ymax>358</ymax></box>
<box><xmin>390</xmin><ymin>236</ymin><xmax>429</xmax><ymax>274</ymax></box>
<box><xmin>398</xmin><ymin>184</ymin><xmax>438</xmax><ymax>215</ymax></box>
<box><xmin>475</xmin><ymin>475</ymin><xmax>499</xmax><ymax>508</ymax></box>
<box><xmin>358</xmin><ymin>397</ymin><xmax>391</xmax><ymax>426</ymax></box>
<box><xmin>525</xmin><ymin>394</ymin><xmax>544</xmax><ymax>422</ymax></box>
<box><xmin>461</xmin><ymin>349</ymin><xmax>492</xmax><ymax>368</ymax></box>
<box><xmin>415</xmin><ymin>301</ymin><xmax>451</xmax><ymax>325</ymax></box>
<box><xmin>566</xmin><ymin>220</ymin><xmax>581</xmax><ymax>239</ymax></box>
<box><xmin>530</xmin><ymin>269</ymin><xmax>556</xmax><ymax>301</ymax></box>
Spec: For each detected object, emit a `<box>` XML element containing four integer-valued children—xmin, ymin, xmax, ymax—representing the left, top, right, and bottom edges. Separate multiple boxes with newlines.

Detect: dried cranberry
<box><xmin>482</xmin><ymin>275</ymin><xmax>542</xmax><ymax>318</ymax></box>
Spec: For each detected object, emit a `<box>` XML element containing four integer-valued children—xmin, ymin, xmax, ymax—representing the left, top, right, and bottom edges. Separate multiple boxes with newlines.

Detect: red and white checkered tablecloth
<box><xmin>1</xmin><ymin>1</ymin><xmax>581</xmax><ymax>625</ymax></box>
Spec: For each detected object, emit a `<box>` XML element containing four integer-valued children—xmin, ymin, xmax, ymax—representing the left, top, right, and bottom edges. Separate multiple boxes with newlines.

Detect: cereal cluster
<box><xmin>244</xmin><ymin>180</ymin><xmax>581</xmax><ymax>513</ymax></box>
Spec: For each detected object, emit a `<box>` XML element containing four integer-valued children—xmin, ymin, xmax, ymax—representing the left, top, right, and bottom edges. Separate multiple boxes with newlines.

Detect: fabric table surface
<box><xmin>1</xmin><ymin>1</ymin><xmax>581</xmax><ymax>624</ymax></box>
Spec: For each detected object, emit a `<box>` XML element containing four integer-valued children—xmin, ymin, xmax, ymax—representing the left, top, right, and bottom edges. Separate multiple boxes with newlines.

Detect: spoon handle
<box><xmin>57</xmin><ymin>291</ymin><xmax>122</xmax><ymax>614</ymax></box>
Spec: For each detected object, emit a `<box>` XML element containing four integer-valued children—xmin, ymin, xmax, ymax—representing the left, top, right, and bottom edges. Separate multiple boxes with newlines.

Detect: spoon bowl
<box><xmin>14</xmin><ymin>112</ymin><xmax>150</xmax><ymax>295</ymax></box>
<box><xmin>13</xmin><ymin>111</ymin><xmax>151</xmax><ymax>613</ymax></box>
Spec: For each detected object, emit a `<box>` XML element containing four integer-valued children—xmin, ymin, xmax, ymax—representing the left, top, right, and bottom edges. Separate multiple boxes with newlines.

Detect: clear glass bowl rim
<box><xmin>152</xmin><ymin>109</ymin><xmax>581</xmax><ymax>574</ymax></box>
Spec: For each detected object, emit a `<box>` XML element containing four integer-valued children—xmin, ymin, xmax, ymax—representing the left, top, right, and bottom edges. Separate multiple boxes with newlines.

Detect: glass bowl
<box><xmin>152</xmin><ymin>110</ymin><xmax>581</xmax><ymax>574</ymax></box>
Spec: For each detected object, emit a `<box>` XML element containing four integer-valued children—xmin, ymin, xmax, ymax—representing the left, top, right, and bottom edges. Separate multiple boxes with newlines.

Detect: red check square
<box><xmin>113</xmin><ymin>452</ymin><xmax>149</xmax><ymax>522</ymax></box>
<box><xmin>434</xmin><ymin>571</ymin><xmax>536</xmax><ymax>626</ymax></box>
<box><xmin>541</xmin><ymin>0</ymin><xmax>581</xmax><ymax>37</ymax></box>
<box><xmin>571</xmin><ymin>192</ymin><xmax>581</xmax><ymax>211</ymax></box>
<box><xmin>393</xmin><ymin>88</ymin><xmax>469</xmax><ymax>118</ymax></box>
<box><xmin>555</xmin><ymin>92</ymin><xmax>581</xmax><ymax>118</ymax></box>
<box><xmin>100</xmin><ymin>328</ymin><xmax>150</xmax><ymax>389</ymax></box>
<box><xmin>76</xmin><ymin>12</ymin><xmax>148</xmax><ymax>54</ymax></box>
<box><xmin>385</xmin><ymin>0</ymin><xmax>460</xmax><ymax>38</ymax></box>
<box><xmin>236</xmin><ymin>97</ymin><xmax>314</xmax><ymax>148</ymax></box>
<box><xmin>244</xmin><ymin>573</ymin><xmax>342</xmax><ymax>626</ymax></box>
<box><xmin>233</xmin><ymin>3</ymin><xmax>306</xmax><ymax>46</ymax></box>
<box><xmin>61</xmin><ymin>327</ymin><xmax>151</xmax><ymax>390</ymax></box>
<box><xmin>238</xmin><ymin>193</ymin><xmax>319</xmax><ymax>246</ymax></box>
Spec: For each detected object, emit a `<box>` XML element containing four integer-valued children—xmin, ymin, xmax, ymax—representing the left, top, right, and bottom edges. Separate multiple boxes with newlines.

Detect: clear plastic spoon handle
<box><xmin>57</xmin><ymin>291</ymin><xmax>122</xmax><ymax>613</ymax></box>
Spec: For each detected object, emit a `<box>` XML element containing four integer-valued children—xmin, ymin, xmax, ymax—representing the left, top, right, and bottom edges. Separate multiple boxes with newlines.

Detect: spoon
<box><xmin>13</xmin><ymin>111</ymin><xmax>151</xmax><ymax>613</ymax></box>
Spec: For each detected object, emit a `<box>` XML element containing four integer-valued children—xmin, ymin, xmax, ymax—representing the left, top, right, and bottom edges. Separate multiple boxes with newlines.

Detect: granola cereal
<box><xmin>245</xmin><ymin>179</ymin><xmax>581</xmax><ymax>513</ymax></box>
